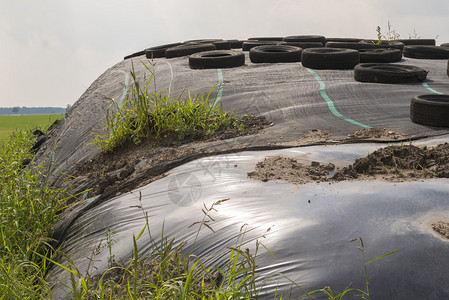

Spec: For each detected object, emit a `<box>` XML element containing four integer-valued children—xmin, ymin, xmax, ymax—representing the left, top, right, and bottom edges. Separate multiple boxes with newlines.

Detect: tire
<box><xmin>249</xmin><ymin>45</ymin><xmax>302</xmax><ymax>63</ymax></box>
<box><xmin>410</xmin><ymin>95</ymin><xmax>449</xmax><ymax>127</ymax></box>
<box><xmin>359</xmin><ymin>40</ymin><xmax>405</xmax><ymax>50</ymax></box>
<box><xmin>403</xmin><ymin>45</ymin><xmax>449</xmax><ymax>59</ymax></box>
<box><xmin>359</xmin><ymin>48</ymin><xmax>402</xmax><ymax>63</ymax></box>
<box><xmin>145</xmin><ymin>42</ymin><xmax>183</xmax><ymax>59</ymax></box>
<box><xmin>242</xmin><ymin>41</ymin><xmax>279</xmax><ymax>51</ymax></box>
<box><xmin>325</xmin><ymin>37</ymin><xmax>364</xmax><ymax>43</ymax></box>
<box><xmin>228</xmin><ymin>40</ymin><xmax>245</xmax><ymax>49</ymax></box>
<box><xmin>32</xmin><ymin>129</ymin><xmax>44</xmax><ymax>136</ymax></box>
<box><xmin>184</xmin><ymin>39</ymin><xmax>231</xmax><ymax>50</ymax></box>
<box><xmin>397</xmin><ymin>39</ymin><xmax>435</xmax><ymax>46</ymax></box>
<box><xmin>21</xmin><ymin>158</ymin><xmax>32</xmax><ymax>167</ymax></box>
<box><xmin>165</xmin><ymin>43</ymin><xmax>216</xmax><ymax>58</ymax></box>
<box><xmin>283</xmin><ymin>35</ymin><xmax>326</xmax><ymax>45</ymax></box>
<box><xmin>188</xmin><ymin>50</ymin><xmax>245</xmax><ymax>69</ymax></box>
<box><xmin>278</xmin><ymin>41</ymin><xmax>323</xmax><ymax>49</ymax></box>
<box><xmin>301</xmin><ymin>48</ymin><xmax>360</xmax><ymax>69</ymax></box>
<box><xmin>212</xmin><ymin>40</ymin><xmax>231</xmax><ymax>50</ymax></box>
<box><xmin>30</xmin><ymin>136</ymin><xmax>47</xmax><ymax>153</ymax></box>
<box><xmin>124</xmin><ymin>50</ymin><xmax>145</xmax><ymax>60</ymax></box>
<box><xmin>184</xmin><ymin>39</ymin><xmax>223</xmax><ymax>43</ymax></box>
<box><xmin>325</xmin><ymin>41</ymin><xmax>398</xmax><ymax>50</ymax></box>
<box><xmin>247</xmin><ymin>37</ymin><xmax>284</xmax><ymax>41</ymax></box>
<box><xmin>354</xmin><ymin>63</ymin><xmax>428</xmax><ymax>84</ymax></box>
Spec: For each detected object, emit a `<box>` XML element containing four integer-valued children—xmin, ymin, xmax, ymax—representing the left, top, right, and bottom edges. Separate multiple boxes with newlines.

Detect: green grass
<box><xmin>0</xmin><ymin>129</ymin><xmax>70</xmax><ymax>299</ymax></box>
<box><xmin>0</xmin><ymin>114</ymin><xmax>63</xmax><ymax>141</ymax></box>
<box><xmin>93</xmin><ymin>60</ymin><xmax>242</xmax><ymax>152</ymax></box>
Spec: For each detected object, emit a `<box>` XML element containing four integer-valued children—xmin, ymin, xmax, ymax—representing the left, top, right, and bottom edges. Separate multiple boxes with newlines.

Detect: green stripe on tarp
<box><xmin>303</xmin><ymin>65</ymin><xmax>372</xmax><ymax>129</ymax></box>
<box><xmin>86</xmin><ymin>195</ymin><xmax>99</xmax><ymax>204</ymax></box>
<box><xmin>422</xmin><ymin>82</ymin><xmax>444</xmax><ymax>95</ymax></box>
<box><xmin>113</xmin><ymin>70</ymin><xmax>130</xmax><ymax>106</ymax></box>
<box><xmin>213</xmin><ymin>69</ymin><xmax>224</xmax><ymax>107</ymax></box>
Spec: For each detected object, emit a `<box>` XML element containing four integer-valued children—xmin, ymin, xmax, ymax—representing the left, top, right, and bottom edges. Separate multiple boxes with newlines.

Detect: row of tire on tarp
<box><xmin>124</xmin><ymin>35</ymin><xmax>449</xmax><ymax>128</ymax></box>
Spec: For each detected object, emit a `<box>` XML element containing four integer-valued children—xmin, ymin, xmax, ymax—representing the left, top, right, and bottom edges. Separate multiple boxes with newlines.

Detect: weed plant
<box><xmin>374</xmin><ymin>21</ymin><xmax>401</xmax><ymax>45</ymax></box>
<box><xmin>93</xmin><ymin>60</ymin><xmax>241</xmax><ymax>152</ymax></box>
<box><xmin>0</xmin><ymin>130</ymin><xmax>69</xmax><ymax>298</ymax></box>
<box><xmin>375</xmin><ymin>21</ymin><xmax>438</xmax><ymax>43</ymax></box>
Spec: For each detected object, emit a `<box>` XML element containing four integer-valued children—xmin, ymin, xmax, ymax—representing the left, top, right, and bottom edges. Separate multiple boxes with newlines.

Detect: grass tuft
<box><xmin>93</xmin><ymin>60</ymin><xmax>242</xmax><ymax>152</ymax></box>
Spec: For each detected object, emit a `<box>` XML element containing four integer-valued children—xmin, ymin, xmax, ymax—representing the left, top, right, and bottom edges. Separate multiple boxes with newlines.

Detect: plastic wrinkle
<box><xmin>49</xmin><ymin>137</ymin><xmax>449</xmax><ymax>299</ymax></box>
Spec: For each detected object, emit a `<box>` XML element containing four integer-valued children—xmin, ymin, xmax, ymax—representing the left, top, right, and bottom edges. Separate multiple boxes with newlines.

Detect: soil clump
<box><xmin>345</xmin><ymin>128</ymin><xmax>405</xmax><ymax>142</ymax></box>
<box><xmin>431</xmin><ymin>220</ymin><xmax>449</xmax><ymax>240</ymax></box>
<box><xmin>248</xmin><ymin>143</ymin><xmax>449</xmax><ymax>184</ymax></box>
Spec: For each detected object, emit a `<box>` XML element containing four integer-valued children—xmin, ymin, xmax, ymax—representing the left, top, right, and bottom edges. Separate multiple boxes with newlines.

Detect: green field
<box><xmin>0</xmin><ymin>114</ymin><xmax>63</xmax><ymax>141</ymax></box>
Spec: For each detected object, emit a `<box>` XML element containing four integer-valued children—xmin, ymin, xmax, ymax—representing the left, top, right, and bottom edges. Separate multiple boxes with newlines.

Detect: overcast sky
<box><xmin>1</xmin><ymin>0</ymin><xmax>448</xmax><ymax>108</ymax></box>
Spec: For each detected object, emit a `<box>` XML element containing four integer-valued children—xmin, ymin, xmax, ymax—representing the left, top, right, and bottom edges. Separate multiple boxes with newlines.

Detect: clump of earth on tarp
<box><xmin>248</xmin><ymin>143</ymin><xmax>449</xmax><ymax>184</ymax></box>
<box><xmin>269</xmin><ymin>128</ymin><xmax>406</xmax><ymax>148</ymax></box>
<box><xmin>431</xmin><ymin>220</ymin><xmax>449</xmax><ymax>240</ymax></box>
<box><xmin>247</xmin><ymin>156</ymin><xmax>336</xmax><ymax>185</ymax></box>
<box><xmin>345</xmin><ymin>128</ymin><xmax>405</xmax><ymax>141</ymax></box>
<box><xmin>270</xmin><ymin>129</ymin><xmax>332</xmax><ymax>147</ymax></box>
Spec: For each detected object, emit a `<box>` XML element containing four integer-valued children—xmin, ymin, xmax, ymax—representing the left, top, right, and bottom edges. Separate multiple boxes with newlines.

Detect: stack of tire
<box><xmin>123</xmin><ymin>36</ymin><xmax>449</xmax><ymax>74</ymax></box>
<box><xmin>242</xmin><ymin>40</ymin><xmax>279</xmax><ymax>51</ymax></box>
<box><xmin>123</xmin><ymin>39</ymin><xmax>234</xmax><ymax>60</ymax></box>
<box><xmin>345</xmin><ymin>39</ymin><xmax>439</xmax><ymax>84</ymax></box>
<box><xmin>123</xmin><ymin>35</ymin><xmax>449</xmax><ymax>127</ymax></box>
<box><xmin>165</xmin><ymin>39</ymin><xmax>231</xmax><ymax>59</ymax></box>
<box><xmin>124</xmin><ymin>39</ymin><xmax>245</xmax><ymax>69</ymax></box>
<box><xmin>280</xmin><ymin>35</ymin><xmax>325</xmax><ymax>49</ymax></box>
<box><xmin>325</xmin><ymin>40</ymin><xmax>405</xmax><ymax>63</ymax></box>
<box><xmin>191</xmin><ymin>36</ymin><xmax>325</xmax><ymax>67</ymax></box>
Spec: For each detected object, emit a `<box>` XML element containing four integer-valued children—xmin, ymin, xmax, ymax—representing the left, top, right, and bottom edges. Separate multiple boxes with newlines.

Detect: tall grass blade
<box><xmin>365</xmin><ymin>249</ymin><xmax>399</xmax><ymax>265</ymax></box>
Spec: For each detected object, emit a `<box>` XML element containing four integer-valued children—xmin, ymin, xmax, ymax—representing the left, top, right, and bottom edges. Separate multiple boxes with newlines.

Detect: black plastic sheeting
<box><xmin>34</xmin><ymin>54</ymin><xmax>449</xmax><ymax>183</ymax></box>
<box><xmin>49</xmin><ymin>136</ymin><xmax>449</xmax><ymax>299</ymax></box>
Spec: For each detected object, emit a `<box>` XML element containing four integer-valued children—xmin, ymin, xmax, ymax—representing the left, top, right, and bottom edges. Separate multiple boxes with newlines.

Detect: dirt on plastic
<box><xmin>72</xmin><ymin>115</ymin><xmax>270</xmax><ymax>200</ymax></box>
<box><xmin>431</xmin><ymin>220</ymin><xmax>449</xmax><ymax>240</ymax></box>
<box><xmin>248</xmin><ymin>143</ymin><xmax>449</xmax><ymax>185</ymax></box>
<box><xmin>69</xmin><ymin>125</ymin><xmax>433</xmax><ymax>202</ymax></box>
